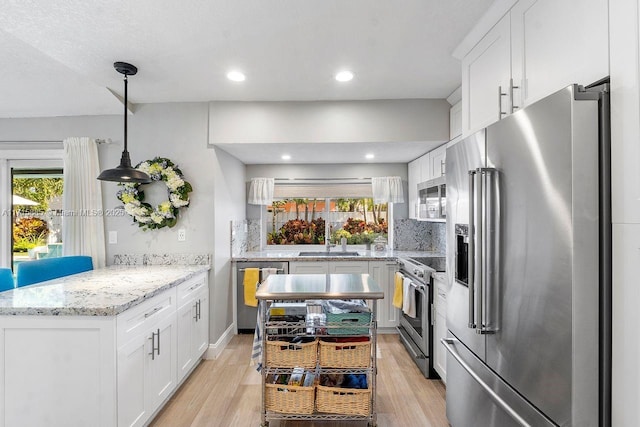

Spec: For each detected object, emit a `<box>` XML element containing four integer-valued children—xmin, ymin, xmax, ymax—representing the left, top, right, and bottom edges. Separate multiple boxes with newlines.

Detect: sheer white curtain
<box><xmin>372</xmin><ymin>176</ymin><xmax>404</xmax><ymax>204</ymax></box>
<box><xmin>248</xmin><ymin>177</ymin><xmax>274</xmax><ymax>205</ymax></box>
<box><xmin>62</xmin><ymin>137</ymin><xmax>106</xmax><ymax>268</ymax></box>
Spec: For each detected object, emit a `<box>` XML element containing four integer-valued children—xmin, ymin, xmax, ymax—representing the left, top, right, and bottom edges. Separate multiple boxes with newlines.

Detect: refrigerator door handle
<box><xmin>479</xmin><ymin>167</ymin><xmax>498</xmax><ymax>335</ymax></box>
<box><xmin>442</xmin><ymin>338</ymin><xmax>532</xmax><ymax>427</ymax></box>
<box><xmin>475</xmin><ymin>168</ymin><xmax>484</xmax><ymax>334</ymax></box>
<box><xmin>468</xmin><ymin>170</ymin><xmax>476</xmax><ymax>329</ymax></box>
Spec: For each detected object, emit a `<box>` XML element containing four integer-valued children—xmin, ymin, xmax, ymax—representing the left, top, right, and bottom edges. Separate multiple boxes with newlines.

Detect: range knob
<box><xmin>413</xmin><ymin>268</ymin><xmax>424</xmax><ymax>278</ymax></box>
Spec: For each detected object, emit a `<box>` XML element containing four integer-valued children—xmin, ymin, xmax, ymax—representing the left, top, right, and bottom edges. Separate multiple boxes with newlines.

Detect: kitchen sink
<box><xmin>298</xmin><ymin>251</ymin><xmax>360</xmax><ymax>257</ymax></box>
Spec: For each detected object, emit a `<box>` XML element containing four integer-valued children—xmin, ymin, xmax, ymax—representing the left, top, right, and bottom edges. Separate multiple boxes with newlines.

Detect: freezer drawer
<box><xmin>443</xmin><ymin>333</ymin><xmax>555</xmax><ymax>427</ymax></box>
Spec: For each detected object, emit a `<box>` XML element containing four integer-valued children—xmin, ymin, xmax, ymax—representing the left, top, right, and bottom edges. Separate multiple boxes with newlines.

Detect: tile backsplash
<box><xmin>393</xmin><ymin>219</ymin><xmax>446</xmax><ymax>252</ymax></box>
<box><xmin>113</xmin><ymin>253</ymin><xmax>211</xmax><ymax>266</ymax></box>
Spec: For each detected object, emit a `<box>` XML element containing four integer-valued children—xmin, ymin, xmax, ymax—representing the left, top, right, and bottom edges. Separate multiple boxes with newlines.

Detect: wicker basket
<box><xmin>318</xmin><ymin>340</ymin><xmax>371</xmax><ymax>368</ymax></box>
<box><xmin>265</xmin><ymin>339</ymin><xmax>318</xmax><ymax>368</ymax></box>
<box><xmin>265</xmin><ymin>383</ymin><xmax>315</xmax><ymax>414</ymax></box>
<box><xmin>316</xmin><ymin>384</ymin><xmax>372</xmax><ymax>416</ymax></box>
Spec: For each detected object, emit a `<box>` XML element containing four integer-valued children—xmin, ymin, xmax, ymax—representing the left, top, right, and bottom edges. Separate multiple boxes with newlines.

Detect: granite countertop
<box><xmin>0</xmin><ymin>265</ymin><xmax>210</xmax><ymax>317</ymax></box>
<box><xmin>232</xmin><ymin>249</ymin><xmax>445</xmax><ymax>262</ymax></box>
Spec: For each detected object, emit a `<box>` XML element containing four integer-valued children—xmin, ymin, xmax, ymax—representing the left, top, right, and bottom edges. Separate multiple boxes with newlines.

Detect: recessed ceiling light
<box><xmin>281</xmin><ymin>154</ymin><xmax>291</xmax><ymax>160</ymax></box>
<box><xmin>335</xmin><ymin>71</ymin><xmax>354</xmax><ymax>82</ymax></box>
<box><xmin>226</xmin><ymin>71</ymin><xmax>246</xmax><ymax>82</ymax></box>
<box><xmin>365</xmin><ymin>153</ymin><xmax>375</xmax><ymax>159</ymax></box>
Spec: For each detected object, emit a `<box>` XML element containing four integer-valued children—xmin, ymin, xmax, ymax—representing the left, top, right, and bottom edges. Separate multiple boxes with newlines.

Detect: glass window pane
<box><xmin>266</xmin><ymin>199</ymin><xmax>326</xmax><ymax>245</ymax></box>
<box><xmin>328</xmin><ymin>198</ymin><xmax>388</xmax><ymax>245</ymax></box>
<box><xmin>12</xmin><ymin>170</ymin><xmax>64</xmax><ymax>271</ymax></box>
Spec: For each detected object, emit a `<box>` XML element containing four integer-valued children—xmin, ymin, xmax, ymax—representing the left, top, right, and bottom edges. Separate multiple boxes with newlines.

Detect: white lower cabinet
<box><xmin>433</xmin><ymin>275</ymin><xmax>447</xmax><ymax>382</ymax></box>
<box><xmin>368</xmin><ymin>260</ymin><xmax>400</xmax><ymax>329</ymax></box>
<box><xmin>0</xmin><ymin>271</ymin><xmax>209</xmax><ymax>427</ymax></box>
<box><xmin>289</xmin><ymin>261</ymin><xmax>329</xmax><ymax>273</ymax></box>
<box><xmin>329</xmin><ymin>260</ymin><xmax>369</xmax><ymax>274</ymax></box>
<box><xmin>177</xmin><ymin>277</ymin><xmax>210</xmax><ymax>381</ymax></box>
<box><xmin>117</xmin><ymin>289</ymin><xmax>178</xmax><ymax>427</ymax></box>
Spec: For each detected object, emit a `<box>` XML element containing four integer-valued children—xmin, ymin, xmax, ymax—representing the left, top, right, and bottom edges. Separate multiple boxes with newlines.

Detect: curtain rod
<box><xmin>0</xmin><ymin>138</ymin><xmax>112</xmax><ymax>144</ymax></box>
<box><xmin>273</xmin><ymin>177</ymin><xmax>372</xmax><ymax>182</ymax></box>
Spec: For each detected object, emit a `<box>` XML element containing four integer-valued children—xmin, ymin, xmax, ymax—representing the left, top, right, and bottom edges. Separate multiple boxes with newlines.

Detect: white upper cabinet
<box><xmin>460</xmin><ymin>0</ymin><xmax>609</xmax><ymax>136</ymax></box>
<box><xmin>449</xmin><ymin>101</ymin><xmax>462</xmax><ymax>140</ymax></box>
<box><xmin>462</xmin><ymin>13</ymin><xmax>512</xmax><ymax>135</ymax></box>
<box><xmin>408</xmin><ymin>159</ymin><xmax>420</xmax><ymax>219</ymax></box>
<box><xmin>510</xmin><ymin>0</ymin><xmax>609</xmax><ymax>108</ymax></box>
<box><xmin>429</xmin><ymin>145</ymin><xmax>447</xmax><ymax>180</ymax></box>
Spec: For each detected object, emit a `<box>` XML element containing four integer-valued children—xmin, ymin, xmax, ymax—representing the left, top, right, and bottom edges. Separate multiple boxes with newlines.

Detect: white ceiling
<box><xmin>0</xmin><ymin>0</ymin><xmax>493</xmax><ymax>163</ymax></box>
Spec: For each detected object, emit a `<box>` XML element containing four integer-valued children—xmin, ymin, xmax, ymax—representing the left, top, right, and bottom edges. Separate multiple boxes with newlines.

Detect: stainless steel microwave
<box><xmin>417</xmin><ymin>176</ymin><xmax>446</xmax><ymax>220</ymax></box>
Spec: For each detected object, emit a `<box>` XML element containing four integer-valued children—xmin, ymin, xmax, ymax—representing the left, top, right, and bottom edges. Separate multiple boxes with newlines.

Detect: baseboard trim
<box><xmin>205</xmin><ymin>323</ymin><xmax>234</xmax><ymax>359</ymax></box>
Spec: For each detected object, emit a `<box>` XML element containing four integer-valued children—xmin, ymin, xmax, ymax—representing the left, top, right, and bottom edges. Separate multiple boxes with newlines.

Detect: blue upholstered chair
<box><xmin>0</xmin><ymin>268</ymin><xmax>14</xmax><ymax>292</ymax></box>
<box><xmin>16</xmin><ymin>255</ymin><xmax>93</xmax><ymax>287</ymax></box>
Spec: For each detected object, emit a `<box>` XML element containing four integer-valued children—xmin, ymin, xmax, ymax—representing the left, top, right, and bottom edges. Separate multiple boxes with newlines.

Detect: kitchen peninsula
<box><xmin>0</xmin><ymin>265</ymin><xmax>210</xmax><ymax>427</ymax></box>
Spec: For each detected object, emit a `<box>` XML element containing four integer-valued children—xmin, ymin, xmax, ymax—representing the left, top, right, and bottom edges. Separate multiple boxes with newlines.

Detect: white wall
<box><xmin>209</xmin><ymin>99</ymin><xmax>450</xmax><ymax>144</ymax></box>
<box><xmin>0</xmin><ymin>102</ymin><xmax>246</xmax><ymax>346</ymax></box>
<box><xmin>211</xmin><ymin>147</ymin><xmax>246</xmax><ymax>342</ymax></box>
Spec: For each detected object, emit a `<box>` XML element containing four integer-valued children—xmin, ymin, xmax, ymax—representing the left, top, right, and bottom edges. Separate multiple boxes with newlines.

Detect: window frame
<box><xmin>0</xmin><ymin>151</ymin><xmax>63</xmax><ymax>269</ymax></box>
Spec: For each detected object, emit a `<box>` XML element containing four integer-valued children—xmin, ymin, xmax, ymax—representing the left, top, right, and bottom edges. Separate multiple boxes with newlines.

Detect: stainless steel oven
<box><xmin>396</xmin><ymin>257</ymin><xmax>438</xmax><ymax>378</ymax></box>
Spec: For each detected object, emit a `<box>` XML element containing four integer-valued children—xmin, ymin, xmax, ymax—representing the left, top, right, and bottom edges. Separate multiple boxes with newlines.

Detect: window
<box><xmin>266</xmin><ymin>197</ymin><xmax>388</xmax><ymax>246</ymax></box>
<box><xmin>11</xmin><ymin>169</ymin><xmax>64</xmax><ymax>271</ymax></box>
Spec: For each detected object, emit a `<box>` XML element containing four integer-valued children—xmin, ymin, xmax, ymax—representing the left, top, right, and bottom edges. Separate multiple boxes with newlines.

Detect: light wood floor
<box><xmin>150</xmin><ymin>334</ymin><xmax>448</xmax><ymax>427</ymax></box>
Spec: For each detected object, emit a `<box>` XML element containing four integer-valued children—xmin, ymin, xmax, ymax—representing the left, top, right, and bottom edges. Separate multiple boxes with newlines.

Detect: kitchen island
<box><xmin>256</xmin><ymin>273</ymin><xmax>383</xmax><ymax>426</ymax></box>
<box><xmin>0</xmin><ymin>265</ymin><xmax>210</xmax><ymax>427</ymax></box>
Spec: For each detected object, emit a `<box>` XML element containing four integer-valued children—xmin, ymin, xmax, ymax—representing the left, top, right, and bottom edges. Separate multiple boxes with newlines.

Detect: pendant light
<box><xmin>97</xmin><ymin>62</ymin><xmax>151</xmax><ymax>183</ymax></box>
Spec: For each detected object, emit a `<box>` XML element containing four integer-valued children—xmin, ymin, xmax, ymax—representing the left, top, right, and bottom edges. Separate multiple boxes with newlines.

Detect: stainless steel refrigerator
<box><xmin>444</xmin><ymin>84</ymin><xmax>611</xmax><ymax>427</ymax></box>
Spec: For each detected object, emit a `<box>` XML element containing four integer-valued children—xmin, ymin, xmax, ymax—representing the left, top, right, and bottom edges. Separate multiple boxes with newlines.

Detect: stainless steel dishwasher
<box><xmin>236</xmin><ymin>261</ymin><xmax>289</xmax><ymax>333</ymax></box>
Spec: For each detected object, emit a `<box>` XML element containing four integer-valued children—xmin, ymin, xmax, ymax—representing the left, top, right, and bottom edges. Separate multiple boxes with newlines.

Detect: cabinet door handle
<box><xmin>193</xmin><ymin>300</ymin><xmax>199</xmax><ymax>321</ymax></box>
<box><xmin>498</xmin><ymin>86</ymin><xmax>508</xmax><ymax>119</ymax></box>
<box><xmin>148</xmin><ymin>333</ymin><xmax>155</xmax><ymax>360</ymax></box>
<box><xmin>148</xmin><ymin>329</ymin><xmax>160</xmax><ymax>360</ymax></box>
<box><xmin>509</xmin><ymin>78</ymin><xmax>520</xmax><ymax>113</ymax></box>
<box><xmin>198</xmin><ymin>299</ymin><xmax>202</xmax><ymax>321</ymax></box>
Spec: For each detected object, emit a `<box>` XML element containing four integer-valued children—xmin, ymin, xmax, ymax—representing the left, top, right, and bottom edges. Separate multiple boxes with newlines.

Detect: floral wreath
<box><xmin>117</xmin><ymin>157</ymin><xmax>193</xmax><ymax>230</ymax></box>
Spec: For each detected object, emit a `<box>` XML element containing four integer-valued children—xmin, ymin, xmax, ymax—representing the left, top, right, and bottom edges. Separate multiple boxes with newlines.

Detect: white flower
<box><xmin>170</xmin><ymin>193</ymin><xmax>189</xmax><ymax>208</ymax></box>
<box><xmin>150</xmin><ymin>212</ymin><xmax>164</xmax><ymax>224</ymax></box>
<box><xmin>137</xmin><ymin>162</ymin><xmax>151</xmax><ymax>174</ymax></box>
<box><xmin>166</xmin><ymin>176</ymin><xmax>184</xmax><ymax>192</ymax></box>
<box><xmin>135</xmin><ymin>215</ymin><xmax>153</xmax><ymax>223</ymax></box>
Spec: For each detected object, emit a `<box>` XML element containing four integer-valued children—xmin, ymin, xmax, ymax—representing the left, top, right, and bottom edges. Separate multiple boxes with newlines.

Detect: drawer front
<box><xmin>177</xmin><ymin>273</ymin><xmax>207</xmax><ymax>306</ymax></box>
<box><xmin>117</xmin><ymin>288</ymin><xmax>177</xmax><ymax>346</ymax></box>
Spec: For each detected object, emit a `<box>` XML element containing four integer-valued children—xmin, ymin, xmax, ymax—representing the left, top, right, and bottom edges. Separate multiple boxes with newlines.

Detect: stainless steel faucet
<box><xmin>325</xmin><ymin>239</ymin><xmax>335</xmax><ymax>253</ymax></box>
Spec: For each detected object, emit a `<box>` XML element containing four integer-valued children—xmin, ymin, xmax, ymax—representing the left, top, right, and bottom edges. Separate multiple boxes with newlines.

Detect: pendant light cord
<box><xmin>123</xmin><ymin>74</ymin><xmax>128</xmax><ymax>154</ymax></box>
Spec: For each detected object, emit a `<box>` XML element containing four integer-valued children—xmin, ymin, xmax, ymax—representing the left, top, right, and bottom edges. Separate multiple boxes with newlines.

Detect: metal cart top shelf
<box><xmin>255</xmin><ymin>273</ymin><xmax>384</xmax><ymax>301</ymax></box>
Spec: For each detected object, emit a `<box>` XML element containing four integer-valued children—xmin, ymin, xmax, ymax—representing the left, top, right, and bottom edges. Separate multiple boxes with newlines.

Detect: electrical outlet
<box><xmin>109</xmin><ymin>231</ymin><xmax>117</xmax><ymax>244</ymax></box>
<box><xmin>178</xmin><ymin>228</ymin><xmax>186</xmax><ymax>241</ymax></box>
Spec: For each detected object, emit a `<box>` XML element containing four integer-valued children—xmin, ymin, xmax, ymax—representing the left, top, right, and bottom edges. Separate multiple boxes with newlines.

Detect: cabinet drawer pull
<box><xmin>144</xmin><ymin>306</ymin><xmax>163</xmax><ymax>318</ymax></box>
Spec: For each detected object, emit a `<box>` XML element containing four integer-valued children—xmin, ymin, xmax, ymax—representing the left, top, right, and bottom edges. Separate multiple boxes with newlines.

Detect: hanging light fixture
<box><xmin>97</xmin><ymin>62</ymin><xmax>151</xmax><ymax>183</ymax></box>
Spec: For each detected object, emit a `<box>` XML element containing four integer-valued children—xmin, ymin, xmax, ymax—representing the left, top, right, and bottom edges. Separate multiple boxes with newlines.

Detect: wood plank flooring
<box><xmin>150</xmin><ymin>334</ymin><xmax>448</xmax><ymax>427</ymax></box>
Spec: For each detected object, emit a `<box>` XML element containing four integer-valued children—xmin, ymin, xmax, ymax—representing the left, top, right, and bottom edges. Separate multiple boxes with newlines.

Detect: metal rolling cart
<box><xmin>256</xmin><ymin>273</ymin><xmax>384</xmax><ymax>427</ymax></box>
